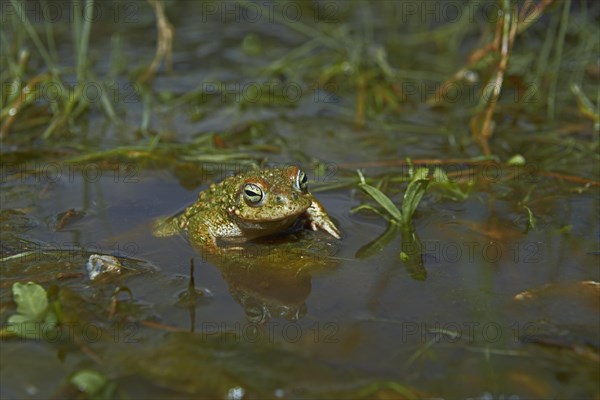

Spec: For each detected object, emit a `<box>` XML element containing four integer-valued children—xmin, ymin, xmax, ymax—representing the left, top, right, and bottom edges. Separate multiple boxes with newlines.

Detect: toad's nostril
<box><xmin>276</xmin><ymin>195</ymin><xmax>286</xmax><ymax>204</ymax></box>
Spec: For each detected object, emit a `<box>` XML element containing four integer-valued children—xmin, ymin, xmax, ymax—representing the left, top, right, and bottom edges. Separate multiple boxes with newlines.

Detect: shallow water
<box><xmin>2</xmin><ymin>150</ymin><xmax>598</xmax><ymax>398</ymax></box>
<box><xmin>2</xmin><ymin>1</ymin><xmax>599</xmax><ymax>398</ymax></box>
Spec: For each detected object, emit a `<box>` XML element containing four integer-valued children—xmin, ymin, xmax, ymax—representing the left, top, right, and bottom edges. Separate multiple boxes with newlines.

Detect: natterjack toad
<box><xmin>153</xmin><ymin>166</ymin><xmax>340</xmax><ymax>249</ymax></box>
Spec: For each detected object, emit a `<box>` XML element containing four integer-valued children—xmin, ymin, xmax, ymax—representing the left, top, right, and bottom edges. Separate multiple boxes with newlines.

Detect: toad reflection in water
<box><xmin>154</xmin><ymin>166</ymin><xmax>341</xmax><ymax>322</ymax></box>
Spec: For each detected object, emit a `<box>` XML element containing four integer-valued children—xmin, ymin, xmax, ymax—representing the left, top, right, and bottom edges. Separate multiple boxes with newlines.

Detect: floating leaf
<box><xmin>70</xmin><ymin>369</ymin><xmax>117</xmax><ymax>400</ymax></box>
<box><xmin>11</xmin><ymin>282</ymin><xmax>48</xmax><ymax>319</ymax></box>
<box><xmin>4</xmin><ymin>282</ymin><xmax>58</xmax><ymax>339</ymax></box>
<box><xmin>71</xmin><ymin>370</ymin><xmax>108</xmax><ymax>393</ymax></box>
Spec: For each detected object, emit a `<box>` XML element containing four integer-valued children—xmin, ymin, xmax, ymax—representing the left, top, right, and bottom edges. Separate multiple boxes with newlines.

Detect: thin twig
<box><xmin>471</xmin><ymin>0</ymin><xmax>519</xmax><ymax>155</ymax></box>
<box><xmin>139</xmin><ymin>0</ymin><xmax>174</xmax><ymax>83</ymax></box>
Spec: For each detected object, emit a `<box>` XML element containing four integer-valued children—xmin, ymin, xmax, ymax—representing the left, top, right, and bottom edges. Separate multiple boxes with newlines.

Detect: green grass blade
<box><xmin>9</xmin><ymin>0</ymin><xmax>57</xmax><ymax>73</ymax></box>
<box><xmin>77</xmin><ymin>0</ymin><xmax>94</xmax><ymax>81</ymax></box>
<box><xmin>523</xmin><ymin>205</ymin><xmax>537</xmax><ymax>230</ymax></box>
<box><xmin>401</xmin><ymin>168</ymin><xmax>429</xmax><ymax>226</ymax></box>
<box><xmin>356</xmin><ymin>170</ymin><xmax>403</xmax><ymax>222</ymax></box>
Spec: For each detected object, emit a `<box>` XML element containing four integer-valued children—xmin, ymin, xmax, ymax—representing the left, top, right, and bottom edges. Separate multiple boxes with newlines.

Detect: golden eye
<box><xmin>243</xmin><ymin>183</ymin><xmax>263</xmax><ymax>204</ymax></box>
<box><xmin>295</xmin><ymin>169</ymin><xmax>308</xmax><ymax>192</ymax></box>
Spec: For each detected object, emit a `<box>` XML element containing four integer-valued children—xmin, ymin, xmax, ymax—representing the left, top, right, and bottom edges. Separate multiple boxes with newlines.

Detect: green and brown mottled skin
<box><xmin>153</xmin><ymin>166</ymin><xmax>340</xmax><ymax>250</ymax></box>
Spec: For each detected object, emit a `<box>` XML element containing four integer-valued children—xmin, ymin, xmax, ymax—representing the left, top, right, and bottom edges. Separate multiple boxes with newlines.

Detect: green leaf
<box><xmin>399</xmin><ymin>251</ymin><xmax>409</xmax><ymax>262</ymax></box>
<box><xmin>6</xmin><ymin>282</ymin><xmax>57</xmax><ymax>339</ymax></box>
<box><xmin>406</xmin><ymin>158</ymin><xmax>414</xmax><ymax>178</ymax></box>
<box><xmin>432</xmin><ymin>167</ymin><xmax>449</xmax><ymax>183</ymax></box>
<box><xmin>432</xmin><ymin>167</ymin><xmax>470</xmax><ymax>201</ymax></box>
<box><xmin>350</xmin><ymin>204</ymin><xmax>389</xmax><ymax>220</ymax></box>
<box><xmin>523</xmin><ymin>205</ymin><xmax>537</xmax><ymax>230</ymax></box>
<box><xmin>401</xmin><ymin>168</ymin><xmax>430</xmax><ymax>226</ymax></box>
<box><xmin>356</xmin><ymin>170</ymin><xmax>403</xmax><ymax>222</ymax></box>
<box><xmin>412</xmin><ymin>167</ymin><xmax>429</xmax><ymax>181</ymax></box>
<box><xmin>11</xmin><ymin>282</ymin><xmax>49</xmax><ymax>320</ymax></box>
<box><xmin>71</xmin><ymin>370</ymin><xmax>108</xmax><ymax>395</ymax></box>
<box><xmin>507</xmin><ymin>154</ymin><xmax>526</xmax><ymax>166</ymax></box>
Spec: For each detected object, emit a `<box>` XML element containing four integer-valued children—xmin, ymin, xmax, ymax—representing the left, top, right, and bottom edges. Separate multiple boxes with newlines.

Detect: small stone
<box><xmin>86</xmin><ymin>254</ymin><xmax>122</xmax><ymax>281</ymax></box>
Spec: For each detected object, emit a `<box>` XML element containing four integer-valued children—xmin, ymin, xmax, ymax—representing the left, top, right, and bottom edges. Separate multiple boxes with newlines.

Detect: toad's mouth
<box><xmin>232</xmin><ymin>203</ymin><xmax>309</xmax><ymax>223</ymax></box>
<box><xmin>233</xmin><ymin>206</ymin><xmax>308</xmax><ymax>229</ymax></box>
<box><xmin>232</xmin><ymin>218</ymin><xmax>301</xmax><ymax>241</ymax></box>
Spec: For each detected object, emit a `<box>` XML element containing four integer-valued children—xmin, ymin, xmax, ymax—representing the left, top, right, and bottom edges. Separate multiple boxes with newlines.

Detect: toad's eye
<box><xmin>243</xmin><ymin>183</ymin><xmax>264</xmax><ymax>204</ymax></box>
<box><xmin>294</xmin><ymin>169</ymin><xmax>308</xmax><ymax>192</ymax></box>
